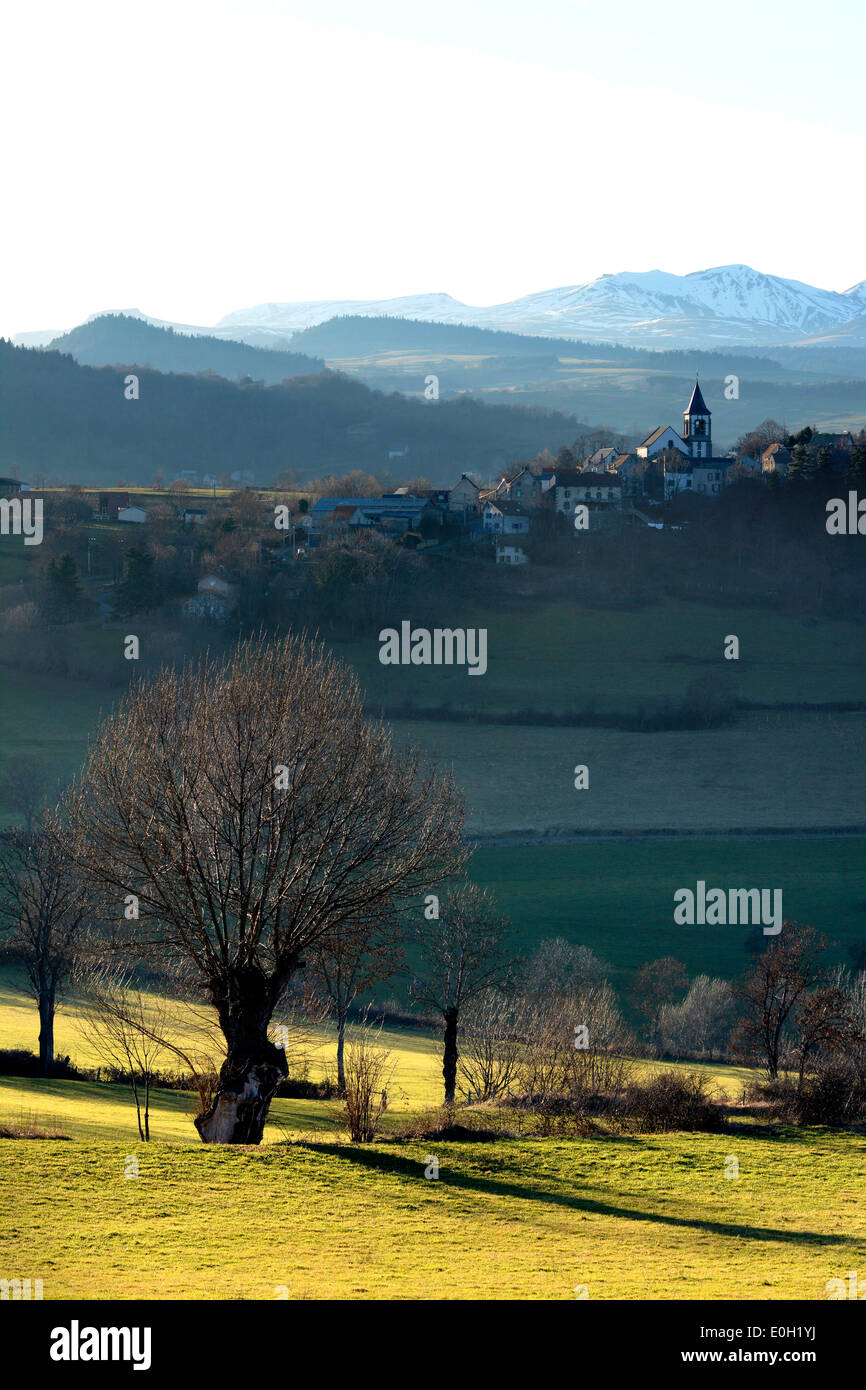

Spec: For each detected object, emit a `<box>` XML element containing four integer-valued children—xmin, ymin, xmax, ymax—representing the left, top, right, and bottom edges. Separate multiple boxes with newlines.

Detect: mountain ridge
<box><xmin>13</xmin><ymin>264</ymin><xmax>866</xmax><ymax>352</ymax></box>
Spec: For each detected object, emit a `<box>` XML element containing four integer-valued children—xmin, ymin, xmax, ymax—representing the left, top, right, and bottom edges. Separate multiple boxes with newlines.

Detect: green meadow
<box><xmin>1</xmin><ymin>973</ymin><xmax>862</xmax><ymax>1303</ymax></box>
<box><xmin>338</xmin><ymin>599</ymin><xmax>866</xmax><ymax>714</ymax></box>
<box><xmin>2</xmin><ymin>1126</ymin><xmax>863</xmax><ymax>1300</ymax></box>
<box><xmin>470</xmin><ymin>837</ymin><xmax>866</xmax><ymax>989</ymax></box>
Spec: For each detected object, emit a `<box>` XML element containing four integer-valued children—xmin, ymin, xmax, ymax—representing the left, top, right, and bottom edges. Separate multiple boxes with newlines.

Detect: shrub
<box><xmin>618</xmin><ymin>1070</ymin><xmax>723</xmax><ymax>1132</ymax></box>
<box><xmin>761</xmin><ymin>1065</ymin><xmax>866</xmax><ymax>1126</ymax></box>
<box><xmin>389</xmin><ymin>1107</ymin><xmax>509</xmax><ymax>1142</ymax></box>
<box><xmin>0</xmin><ymin>1049</ymin><xmax>84</xmax><ymax>1080</ymax></box>
<box><xmin>340</xmin><ymin>1027</ymin><xmax>394</xmax><ymax>1143</ymax></box>
<box><xmin>795</xmin><ymin>1065</ymin><xmax>862</xmax><ymax>1125</ymax></box>
<box><xmin>274</xmin><ymin>1076</ymin><xmax>335</xmax><ymax>1100</ymax></box>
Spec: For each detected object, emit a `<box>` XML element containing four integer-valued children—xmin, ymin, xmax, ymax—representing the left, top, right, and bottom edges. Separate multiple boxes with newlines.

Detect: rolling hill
<box><xmin>46</xmin><ymin>313</ymin><xmax>323</xmax><ymax>384</ymax></box>
<box><xmin>0</xmin><ymin>340</ymin><xmax>587</xmax><ymax>486</ymax></box>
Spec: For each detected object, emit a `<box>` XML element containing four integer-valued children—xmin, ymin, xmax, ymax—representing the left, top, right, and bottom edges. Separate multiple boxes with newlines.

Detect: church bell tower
<box><xmin>683</xmin><ymin>380</ymin><xmax>712</xmax><ymax>460</ymax></box>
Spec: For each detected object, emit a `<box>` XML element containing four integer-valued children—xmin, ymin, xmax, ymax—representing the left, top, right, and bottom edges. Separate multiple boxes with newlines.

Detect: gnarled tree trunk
<box><xmin>194</xmin><ymin>971</ymin><xmax>288</xmax><ymax>1144</ymax></box>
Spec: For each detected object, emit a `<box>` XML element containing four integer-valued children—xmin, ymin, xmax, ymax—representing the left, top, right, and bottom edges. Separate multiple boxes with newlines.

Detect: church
<box><xmin>634</xmin><ymin>380</ymin><xmax>729</xmax><ymax>496</ymax></box>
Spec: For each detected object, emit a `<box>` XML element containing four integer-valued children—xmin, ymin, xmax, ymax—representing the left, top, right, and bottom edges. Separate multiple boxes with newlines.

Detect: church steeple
<box><xmin>683</xmin><ymin>379</ymin><xmax>711</xmax><ymax>460</ymax></box>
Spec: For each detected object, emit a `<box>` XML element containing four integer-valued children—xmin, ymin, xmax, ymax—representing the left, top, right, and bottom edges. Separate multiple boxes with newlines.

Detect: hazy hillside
<box><xmin>290</xmin><ymin>318</ymin><xmax>866</xmax><ymax>448</ymax></box>
<box><xmin>0</xmin><ymin>341</ymin><xmax>587</xmax><ymax>486</ymax></box>
<box><xmin>289</xmin><ymin>315</ymin><xmax>794</xmax><ymax>375</ymax></box>
<box><xmin>47</xmin><ymin>314</ymin><xmax>323</xmax><ymax>384</ymax></box>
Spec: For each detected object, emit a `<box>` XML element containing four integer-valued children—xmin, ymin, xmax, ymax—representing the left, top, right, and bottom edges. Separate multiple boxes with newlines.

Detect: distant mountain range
<box><xmin>16</xmin><ymin>265</ymin><xmax>866</xmax><ymax>353</ymax></box>
<box><xmin>216</xmin><ymin>266</ymin><xmax>866</xmax><ymax>350</ymax></box>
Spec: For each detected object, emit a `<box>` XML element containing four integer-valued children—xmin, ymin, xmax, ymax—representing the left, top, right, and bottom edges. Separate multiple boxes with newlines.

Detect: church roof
<box><xmin>639</xmin><ymin>425</ymin><xmax>680</xmax><ymax>449</ymax></box>
<box><xmin>685</xmin><ymin>380</ymin><xmax>710</xmax><ymax>416</ymax></box>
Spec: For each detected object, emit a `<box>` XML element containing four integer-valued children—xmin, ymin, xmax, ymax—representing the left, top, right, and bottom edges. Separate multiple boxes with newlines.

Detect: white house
<box><xmin>482</xmin><ymin>500</ymin><xmax>531</xmax><ymax>536</ymax></box>
<box><xmin>607</xmin><ymin>453</ymin><xmax>648</xmax><ymax>496</ymax></box>
<box><xmin>495</xmin><ymin>543</ymin><xmax>529</xmax><ymax>566</ymax></box>
<box><xmin>117</xmin><ymin>505</ymin><xmax>148</xmax><ymax>524</ymax></box>
<box><xmin>553</xmin><ymin>472</ymin><xmax>622</xmax><ymax>514</ymax></box>
<box><xmin>583</xmin><ymin>446</ymin><xmax>620</xmax><ymax>470</ymax></box>
<box><xmin>663</xmin><ymin>462</ymin><xmax>728</xmax><ymax>499</ymax></box>
<box><xmin>183</xmin><ymin>572</ymin><xmax>238</xmax><ymax>621</ymax></box>
<box><xmin>691</xmin><ymin>463</ymin><xmax>727</xmax><ymax>495</ymax></box>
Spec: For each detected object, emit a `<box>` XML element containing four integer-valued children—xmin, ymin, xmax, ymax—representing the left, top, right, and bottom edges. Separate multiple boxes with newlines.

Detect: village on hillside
<box><xmin>2</xmin><ymin>381</ymin><xmax>864</xmax><ymax>625</ymax></box>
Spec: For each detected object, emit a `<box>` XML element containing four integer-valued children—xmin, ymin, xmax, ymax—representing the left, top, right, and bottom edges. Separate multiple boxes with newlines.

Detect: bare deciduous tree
<box><xmin>631</xmin><ymin>958</ymin><xmax>688</xmax><ymax>1052</ymax></box>
<box><xmin>522</xmin><ymin>939</ymin><xmax>608</xmax><ymax>998</ymax></box>
<box><xmin>732</xmin><ymin>924</ymin><xmax>825</xmax><ymax>1079</ymax></box>
<box><xmin>78</xmin><ymin>965</ymin><xmax>172</xmax><ymax>1141</ymax></box>
<box><xmin>0</xmin><ymin>817</ymin><xmax>88</xmax><ymax>1074</ymax></box>
<box><xmin>0</xmin><ymin>755</ymin><xmax>58</xmax><ymax>834</ymax></box>
<box><xmin>458</xmin><ymin>988</ymin><xmax>521</xmax><ymax>1102</ymax></box>
<box><xmin>515</xmin><ymin>980</ymin><xmax>632</xmax><ymax>1105</ymax></box>
<box><xmin>792</xmin><ymin>983</ymin><xmax>856</xmax><ymax>1094</ymax></box>
<box><xmin>411</xmin><ymin>883</ymin><xmax>512</xmax><ymax>1105</ymax></box>
<box><xmin>658</xmin><ymin>976</ymin><xmax>735</xmax><ymax>1060</ymax></box>
<box><xmin>65</xmin><ymin>632</ymin><xmax>465</xmax><ymax>1144</ymax></box>
<box><xmin>77</xmin><ymin>955</ymin><xmax>226</xmax><ymax>1122</ymax></box>
<box><xmin>309</xmin><ymin>912</ymin><xmax>403</xmax><ymax>1094</ymax></box>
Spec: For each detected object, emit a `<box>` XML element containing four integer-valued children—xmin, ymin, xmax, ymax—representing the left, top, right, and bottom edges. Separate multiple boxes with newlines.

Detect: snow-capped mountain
<box><xmin>217</xmin><ymin>266</ymin><xmax>866</xmax><ymax>349</ymax></box>
<box><xmin>216</xmin><ymin>293</ymin><xmax>468</xmax><ymax>337</ymax></box>
<box><xmin>15</xmin><ymin>266</ymin><xmax>866</xmax><ymax>352</ymax></box>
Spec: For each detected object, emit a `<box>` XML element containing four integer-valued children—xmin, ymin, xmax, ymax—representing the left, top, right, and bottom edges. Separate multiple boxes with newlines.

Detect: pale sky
<box><xmin>2</xmin><ymin>0</ymin><xmax>865</xmax><ymax>337</ymax></box>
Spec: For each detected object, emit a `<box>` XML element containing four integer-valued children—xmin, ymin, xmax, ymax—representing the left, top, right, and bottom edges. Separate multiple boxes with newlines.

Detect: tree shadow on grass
<box><xmin>296</xmin><ymin>1141</ymin><xmax>859</xmax><ymax>1249</ymax></box>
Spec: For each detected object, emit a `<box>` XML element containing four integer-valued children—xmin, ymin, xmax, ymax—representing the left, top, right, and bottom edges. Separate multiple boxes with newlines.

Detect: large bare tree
<box><xmin>0</xmin><ymin>817</ymin><xmax>88</xmax><ymax>1074</ymax></box>
<box><xmin>65</xmin><ymin>633</ymin><xmax>465</xmax><ymax>1143</ymax></box>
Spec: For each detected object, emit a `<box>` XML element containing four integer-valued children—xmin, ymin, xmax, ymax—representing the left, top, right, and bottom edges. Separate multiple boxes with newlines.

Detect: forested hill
<box><xmin>48</xmin><ymin>314</ymin><xmax>323</xmax><ymax>384</ymax></box>
<box><xmin>0</xmin><ymin>340</ymin><xmax>584</xmax><ymax>486</ymax></box>
<box><xmin>288</xmin><ymin>314</ymin><xmax>788</xmax><ymax>376</ymax></box>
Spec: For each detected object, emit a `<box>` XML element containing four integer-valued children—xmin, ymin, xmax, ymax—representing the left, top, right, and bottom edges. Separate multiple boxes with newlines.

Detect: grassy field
<box><xmin>2</xmin><ymin>600</ymin><xmax>865</xmax><ymax>837</ymax></box>
<box><xmin>402</xmin><ymin>711</ymin><xmax>866</xmax><ymax>835</ymax></box>
<box><xmin>470</xmin><ymin>837</ymin><xmax>866</xmax><ymax>989</ymax></box>
<box><xmin>2</xmin><ymin>1127</ymin><xmax>863</xmax><ymax>1299</ymax></box>
<box><xmin>338</xmin><ymin>599</ymin><xmax>866</xmax><ymax>713</ymax></box>
<box><xmin>1</xmin><ymin>970</ymin><xmax>861</xmax><ymax>1301</ymax></box>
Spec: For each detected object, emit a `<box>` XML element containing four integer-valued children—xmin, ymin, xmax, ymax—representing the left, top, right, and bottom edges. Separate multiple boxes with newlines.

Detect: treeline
<box><xmin>0</xmin><ymin>339</ymin><xmax>585</xmax><ymax>486</ymax></box>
